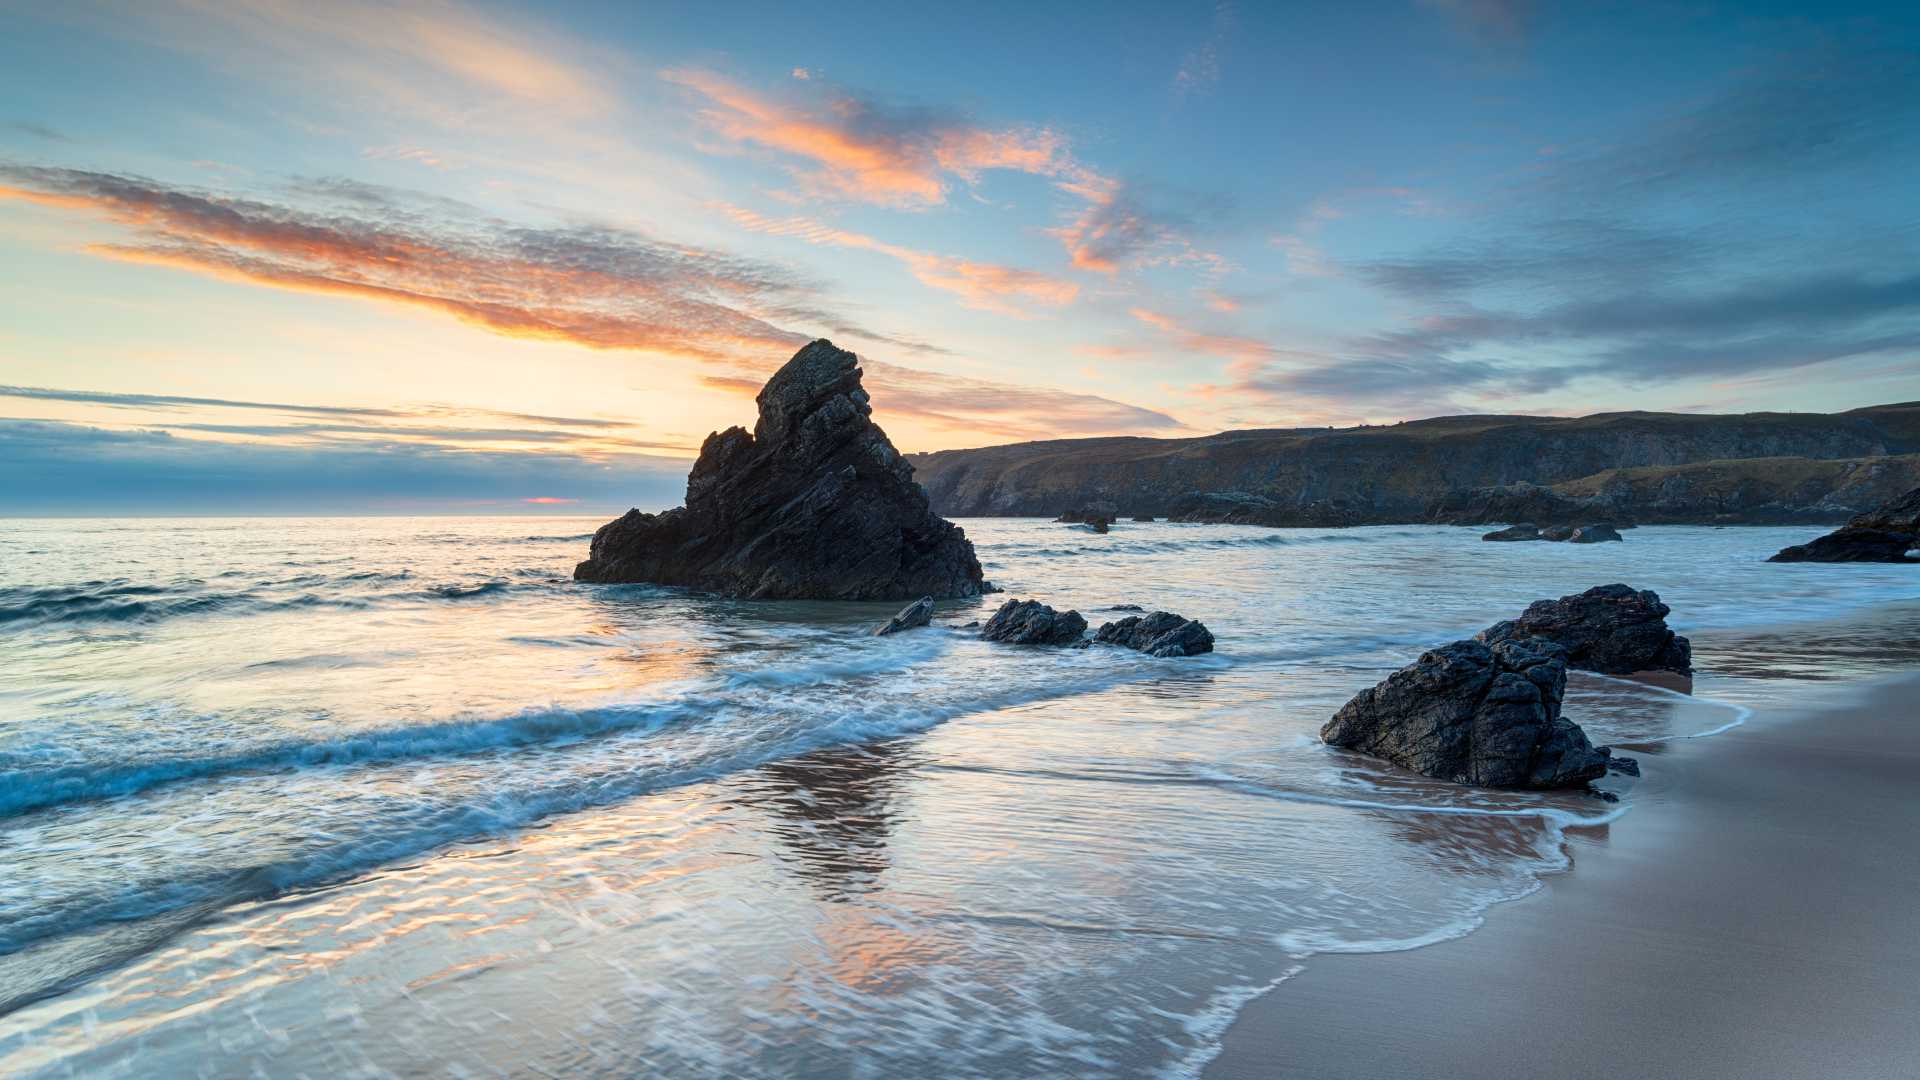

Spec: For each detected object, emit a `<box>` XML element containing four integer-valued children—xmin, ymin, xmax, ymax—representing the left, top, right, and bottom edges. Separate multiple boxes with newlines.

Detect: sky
<box><xmin>1</xmin><ymin>0</ymin><xmax>1917</xmax><ymax>514</ymax></box>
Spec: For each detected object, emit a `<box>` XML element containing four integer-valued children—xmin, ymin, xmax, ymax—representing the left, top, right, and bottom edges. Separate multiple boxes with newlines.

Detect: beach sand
<box><xmin>1205</xmin><ymin>672</ymin><xmax>1920</xmax><ymax>1080</ymax></box>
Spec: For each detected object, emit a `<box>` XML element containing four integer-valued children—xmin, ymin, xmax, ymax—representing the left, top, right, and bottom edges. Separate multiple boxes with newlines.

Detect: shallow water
<box><xmin>0</xmin><ymin>517</ymin><xmax>1914</xmax><ymax>1077</ymax></box>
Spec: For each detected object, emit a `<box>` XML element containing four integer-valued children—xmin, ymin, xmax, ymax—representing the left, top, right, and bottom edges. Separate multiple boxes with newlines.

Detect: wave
<box><xmin>0</xmin><ymin>574</ymin><xmax>525</xmax><ymax>630</ymax></box>
<box><xmin>987</xmin><ymin>529</ymin><xmax>1428</xmax><ymax>560</ymax></box>
<box><xmin>0</xmin><ymin>650</ymin><xmax>1183</xmax><ymax>964</ymax></box>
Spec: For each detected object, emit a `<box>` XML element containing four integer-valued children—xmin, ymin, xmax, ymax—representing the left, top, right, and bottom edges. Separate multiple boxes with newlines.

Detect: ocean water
<box><xmin>1</xmin><ymin>516</ymin><xmax>1916</xmax><ymax>1078</ymax></box>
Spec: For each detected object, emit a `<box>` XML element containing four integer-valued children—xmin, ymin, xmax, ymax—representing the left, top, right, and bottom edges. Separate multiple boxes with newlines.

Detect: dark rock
<box><xmin>1568</xmin><ymin>523</ymin><xmax>1624</xmax><ymax>543</ymax></box>
<box><xmin>1478</xmin><ymin>584</ymin><xmax>1692</xmax><ymax>675</ymax></box>
<box><xmin>1168</xmin><ymin>490</ymin><xmax>1361</xmax><ymax>527</ymax></box>
<box><xmin>1769</xmin><ymin>487</ymin><xmax>1920</xmax><ymax>563</ymax></box>
<box><xmin>1086</xmin><ymin>518</ymin><xmax>1110</xmax><ymax>534</ymax></box>
<box><xmin>874</xmin><ymin>596</ymin><xmax>933</xmax><ymax>636</ymax></box>
<box><xmin>574</xmin><ymin>341</ymin><xmax>987</xmax><ymax>600</ymax></box>
<box><xmin>1056</xmin><ymin>501</ymin><xmax>1118</xmax><ymax>524</ymax></box>
<box><xmin>1482</xmin><ymin>524</ymin><xmax>1542</xmax><ymax>542</ymax></box>
<box><xmin>981</xmin><ymin>599</ymin><xmax>1088</xmax><ymax>646</ymax></box>
<box><xmin>1107</xmin><ymin>603</ymin><xmax>1145</xmax><ymax>612</ymax></box>
<box><xmin>1606</xmin><ymin>755</ymin><xmax>1641</xmax><ymax>777</ymax></box>
<box><xmin>1092</xmin><ymin>611</ymin><xmax>1215</xmax><ymax>657</ymax></box>
<box><xmin>1542</xmin><ymin>525</ymin><xmax>1575</xmax><ymax>541</ymax></box>
<box><xmin>1321</xmin><ymin>637</ymin><xmax>1610</xmax><ymax>789</ymax></box>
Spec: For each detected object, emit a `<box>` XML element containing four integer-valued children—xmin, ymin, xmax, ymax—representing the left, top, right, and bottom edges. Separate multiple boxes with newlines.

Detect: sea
<box><xmin>1</xmin><ymin>516</ymin><xmax>1916</xmax><ymax>1078</ymax></box>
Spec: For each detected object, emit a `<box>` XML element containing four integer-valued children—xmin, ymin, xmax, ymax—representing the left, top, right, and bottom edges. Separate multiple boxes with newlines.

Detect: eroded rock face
<box><xmin>981</xmin><ymin>599</ymin><xmax>1087</xmax><ymax>646</ymax></box>
<box><xmin>1769</xmin><ymin>487</ymin><xmax>1920</xmax><ymax>563</ymax></box>
<box><xmin>1482</xmin><ymin>524</ymin><xmax>1542</xmax><ymax>541</ymax></box>
<box><xmin>574</xmin><ymin>341</ymin><xmax>988</xmax><ymax>600</ymax></box>
<box><xmin>874</xmin><ymin>597</ymin><xmax>934</xmax><ymax>636</ymax></box>
<box><xmin>1477</xmin><ymin>584</ymin><xmax>1692</xmax><ymax>675</ymax></box>
<box><xmin>1092</xmin><ymin>611</ymin><xmax>1214</xmax><ymax>657</ymax></box>
<box><xmin>1322</xmin><ymin>637</ymin><xmax>1610</xmax><ymax>789</ymax></box>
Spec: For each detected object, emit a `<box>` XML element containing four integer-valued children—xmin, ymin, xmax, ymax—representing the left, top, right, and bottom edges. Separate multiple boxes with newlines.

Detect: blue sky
<box><xmin>1</xmin><ymin>0</ymin><xmax>1917</xmax><ymax>513</ymax></box>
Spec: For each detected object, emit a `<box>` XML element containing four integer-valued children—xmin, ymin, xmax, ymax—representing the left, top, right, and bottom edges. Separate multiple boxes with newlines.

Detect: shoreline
<box><xmin>1203</xmin><ymin>669</ymin><xmax>1920</xmax><ymax>1080</ymax></box>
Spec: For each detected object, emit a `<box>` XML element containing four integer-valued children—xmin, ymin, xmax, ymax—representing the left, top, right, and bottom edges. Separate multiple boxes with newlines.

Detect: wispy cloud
<box><xmin>663</xmin><ymin>68</ymin><xmax>1089</xmax><ymax>208</ymax></box>
<box><xmin>0</xmin><ymin>165</ymin><xmax>814</xmax><ymax>365</ymax></box>
<box><xmin>0</xmin><ymin>419</ymin><xmax>687</xmax><ymax>514</ymax></box>
<box><xmin>1173</xmin><ymin>2</ymin><xmax>1236</xmax><ymax>97</ymax></box>
<box><xmin>1129</xmin><ymin>307</ymin><xmax>1284</xmax><ymax>365</ymax></box>
<box><xmin>719</xmin><ymin>203</ymin><xmax>1078</xmax><ymax>314</ymax></box>
<box><xmin>698</xmin><ymin>361</ymin><xmax>1185</xmax><ymax>441</ymax></box>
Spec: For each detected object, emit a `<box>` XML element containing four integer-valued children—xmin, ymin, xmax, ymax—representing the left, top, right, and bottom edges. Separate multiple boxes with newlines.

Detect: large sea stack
<box><xmin>574</xmin><ymin>340</ymin><xmax>988</xmax><ymax>600</ymax></box>
<box><xmin>1768</xmin><ymin>487</ymin><xmax>1920</xmax><ymax>563</ymax></box>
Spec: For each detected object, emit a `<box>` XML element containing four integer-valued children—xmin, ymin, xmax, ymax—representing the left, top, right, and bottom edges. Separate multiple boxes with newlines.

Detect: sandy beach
<box><xmin>1206</xmin><ymin>670</ymin><xmax>1920</xmax><ymax>1080</ymax></box>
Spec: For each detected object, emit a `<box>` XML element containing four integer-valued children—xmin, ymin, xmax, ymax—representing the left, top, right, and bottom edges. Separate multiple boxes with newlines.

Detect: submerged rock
<box><xmin>1607</xmin><ymin>755</ymin><xmax>1642</xmax><ymax>777</ymax></box>
<box><xmin>1322</xmin><ymin>637</ymin><xmax>1610</xmax><ymax>789</ymax></box>
<box><xmin>1478</xmin><ymin>584</ymin><xmax>1692</xmax><ymax>675</ymax></box>
<box><xmin>1769</xmin><ymin>487</ymin><xmax>1920</xmax><ymax>563</ymax></box>
<box><xmin>1092</xmin><ymin>611</ymin><xmax>1214</xmax><ymax>657</ymax></box>
<box><xmin>873</xmin><ymin>596</ymin><xmax>933</xmax><ymax>636</ymax></box>
<box><xmin>574</xmin><ymin>341</ymin><xmax>987</xmax><ymax>600</ymax></box>
<box><xmin>1482</xmin><ymin>524</ymin><xmax>1542</xmax><ymax>542</ymax></box>
<box><xmin>981</xmin><ymin>599</ymin><xmax>1088</xmax><ymax>646</ymax></box>
<box><xmin>1568</xmin><ymin>523</ymin><xmax>1623</xmax><ymax>543</ymax></box>
<box><xmin>1542</xmin><ymin>525</ymin><xmax>1575</xmax><ymax>542</ymax></box>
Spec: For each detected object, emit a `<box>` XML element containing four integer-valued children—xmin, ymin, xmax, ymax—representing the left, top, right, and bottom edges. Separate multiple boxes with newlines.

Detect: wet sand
<box><xmin>1206</xmin><ymin>672</ymin><xmax>1920</xmax><ymax>1080</ymax></box>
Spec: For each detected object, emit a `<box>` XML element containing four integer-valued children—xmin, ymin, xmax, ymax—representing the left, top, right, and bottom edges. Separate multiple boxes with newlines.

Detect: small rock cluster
<box><xmin>1769</xmin><ymin>486</ymin><xmax>1920</xmax><ymax>563</ymax></box>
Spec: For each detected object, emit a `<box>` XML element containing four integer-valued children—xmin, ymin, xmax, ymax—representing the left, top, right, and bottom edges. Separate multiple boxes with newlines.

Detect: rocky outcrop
<box><xmin>1477</xmin><ymin>584</ymin><xmax>1692</xmax><ymax>675</ymax></box>
<box><xmin>1769</xmin><ymin>487</ymin><xmax>1920</xmax><ymax>563</ymax></box>
<box><xmin>874</xmin><ymin>597</ymin><xmax>933</xmax><ymax>636</ymax></box>
<box><xmin>981</xmin><ymin>599</ymin><xmax>1087</xmax><ymax>646</ymax></box>
<box><xmin>1092</xmin><ymin>611</ymin><xmax>1215</xmax><ymax>657</ymax></box>
<box><xmin>1167</xmin><ymin>491</ymin><xmax>1361</xmax><ymax>527</ymax></box>
<box><xmin>1542</xmin><ymin>525</ymin><xmax>1575</xmax><ymax>541</ymax></box>
<box><xmin>1568</xmin><ymin>524</ymin><xmax>1623</xmax><ymax>543</ymax></box>
<box><xmin>1483</xmin><ymin>524</ymin><xmax>1541</xmax><ymax>542</ymax></box>
<box><xmin>912</xmin><ymin>405</ymin><xmax>1920</xmax><ymax>523</ymax></box>
<box><xmin>574</xmin><ymin>340</ymin><xmax>988</xmax><ymax>600</ymax></box>
<box><xmin>1321</xmin><ymin>637</ymin><xmax>1610</xmax><ymax>789</ymax></box>
<box><xmin>1057</xmin><ymin>501</ymin><xmax>1118</xmax><ymax>525</ymax></box>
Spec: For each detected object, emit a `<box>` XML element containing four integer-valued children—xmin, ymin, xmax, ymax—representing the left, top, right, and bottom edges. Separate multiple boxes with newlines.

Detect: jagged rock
<box><xmin>1569</xmin><ymin>523</ymin><xmax>1624</xmax><ymax>543</ymax></box>
<box><xmin>981</xmin><ymin>599</ymin><xmax>1088</xmax><ymax>646</ymax></box>
<box><xmin>1478</xmin><ymin>584</ymin><xmax>1692</xmax><ymax>675</ymax></box>
<box><xmin>1482</xmin><ymin>524</ymin><xmax>1542</xmax><ymax>542</ymax></box>
<box><xmin>1769</xmin><ymin>487</ymin><xmax>1920</xmax><ymax>563</ymax></box>
<box><xmin>1542</xmin><ymin>525</ymin><xmax>1575</xmax><ymax>541</ymax></box>
<box><xmin>1321</xmin><ymin>637</ymin><xmax>1610</xmax><ymax>789</ymax></box>
<box><xmin>874</xmin><ymin>597</ymin><xmax>933</xmax><ymax>636</ymax></box>
<box><xmin>1092</xmin><ymin>611</ymin><xmax>1214</xmax><ymax>657</ymax></box>
<box><xmin>574</xmin><ymin>341</ymin><xmax>987</xmax><ymax>600</ymax></box>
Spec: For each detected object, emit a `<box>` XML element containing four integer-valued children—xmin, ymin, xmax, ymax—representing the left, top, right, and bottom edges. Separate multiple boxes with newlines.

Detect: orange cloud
<box><xmin>718</xmin><ymin>204</ymin><xmax>1077</xmax><ymax>314</ymax></box>
<box><xmin>4</xmin><ymin>167</ymin><xmax>1185</xmax><ymax>446</ymax></box>
<box><xmin>1129</xmin><ymin>307</ymin><xmax>1284</xmax><ymax>365</ymax></box>
<box><xmin>663</xmin><ymin>68</ymin><xmax>1087</xmax><ymax>208</ymax></box>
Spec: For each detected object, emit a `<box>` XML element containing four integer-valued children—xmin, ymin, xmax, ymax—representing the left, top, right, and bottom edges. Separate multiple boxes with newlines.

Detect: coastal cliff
<box><xmin>909</xmin><ymin>402</ymin><xmax>1920</xmax><ymax>525</ymax></box>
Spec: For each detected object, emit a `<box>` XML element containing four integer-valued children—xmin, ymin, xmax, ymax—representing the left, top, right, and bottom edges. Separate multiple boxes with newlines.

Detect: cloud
<box><xmin>719</xmin><ymin>203</ymin><xmax>1077</xmax><ymax>314</ymax></box>
<box><xmin>95</xmin><ymin>0</ymin><xmax>616</xmax><ymax>123</ymax></box>
<box><xmin>6</xmin><ymin>121</ymin><xmax>67</xmax><ymax>141</ymax></box>
<box><xmin>663</xmin><ymin>68</ymin><xmax>1089</xmax><ymax>208</ymax></box>
<box><xmin>702</xmin><ymin>361</ymin><xmax>1185</xmax><ymax>441</ymax></box>
<box><xmin>1417</xmin><ymin>0</ymin><xmax>1533</xmax><ymax>45</ymax></box>
<box><xmin>1540</xmin><ymin>42</ymin><xmax>1920</xmax><ymax>203</ymax></box>
<box><xmin>1129</xmin><ymin>308</ymin><xmax>1286</xmax><ymax>365</ymax></box>
<box><xmin>0</xmin><ymin>165</ymin><xmax>815</xmax><ymax>365</ymax></box>
<box><xmin>1053</xmin><ymin>178</ymin><xmax>1227</xmax><ymax>275</ymax></box>
<box><xmin>0</xmin><ymin>419</ymin><xmax>688</xmax><ymax>515</ymax></box>
<box><xmin>1173</xmin><ymin>2</ymin><xmax>1235</xmax><ymax>96</ymax></box>
<box><xmin>2</xmin><ymin>166</ymin><xmax>1189</xmax><ymax>445</ymax></box>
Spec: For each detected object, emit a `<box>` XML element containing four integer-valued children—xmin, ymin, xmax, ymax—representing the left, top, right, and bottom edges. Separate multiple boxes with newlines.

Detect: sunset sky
<box><xmin>3</xmin><ymin>0</ymin><xmax>1917</xmax><ymax>512</ymax></box>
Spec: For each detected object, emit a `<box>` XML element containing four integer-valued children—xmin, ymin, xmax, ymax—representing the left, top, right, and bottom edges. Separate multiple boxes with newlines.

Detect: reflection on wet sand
<box><xmin>734</xmin><ymin>742</ymin><xmax>915</xmax><ymax>900</ymax></box>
